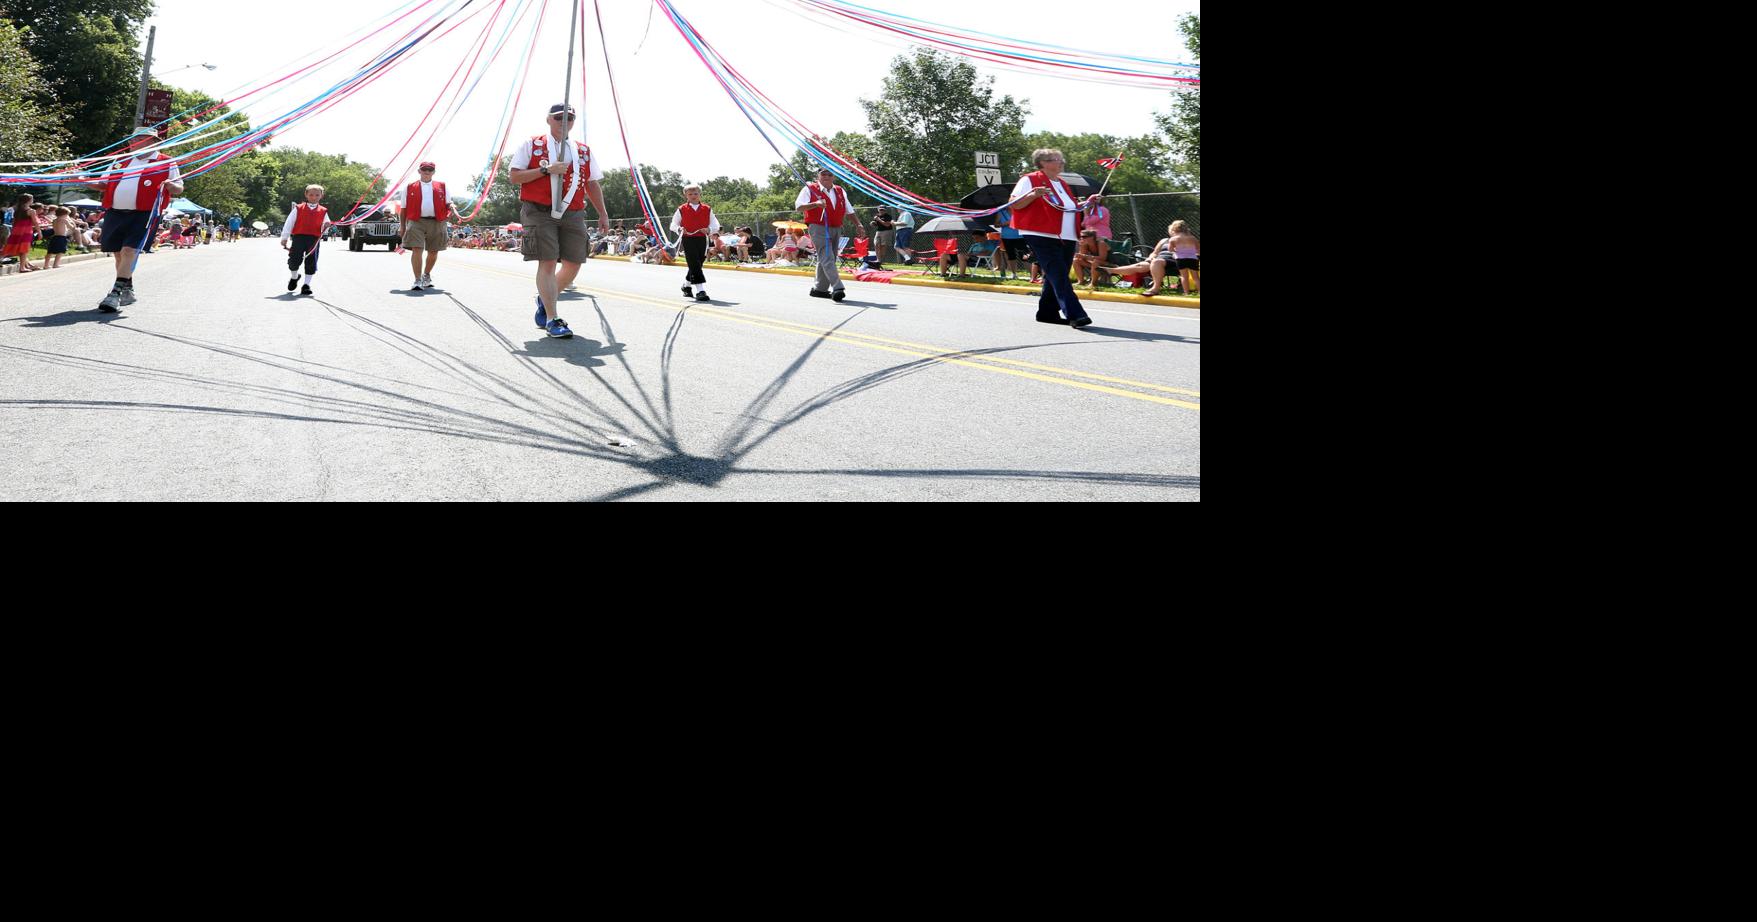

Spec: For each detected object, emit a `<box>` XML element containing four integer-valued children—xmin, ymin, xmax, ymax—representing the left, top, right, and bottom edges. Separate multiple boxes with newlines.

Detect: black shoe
<box><xmin>1070</xmin><ymin>315</ymin><xmax>1093</xmax><ymax>329</ymax></box>
<box><xmin>682</xmin><ymin>284</ymin><xmax>694</xmax><ymax>298</ymax></box>
<box><xmin>695</xmin><ymin>291</ymin><xmax>711</xmax><ymax>302</ymax></box>
<box><xmin>1036</xmin><ymin>313</ymin><xmax>1071</xmax><ymax>325</ymax></box>
<box><xmin>287</xmin><ymin>277</ymin><xmax>298</xmax><ymax>292</ymax></box>
<box><xmin>301</xmin><ymin>285</ymin><xmax>313</xmax><ymax>297</ymax></box>
<box><xmin>808</xmin><ymin>288</ymin><xmax>831</xmax><ymax>299</ymax></box>
<box><xmin>831</xmin><ymin>289</ymin><xmax>847</xmax><ymax>302</ymax></box>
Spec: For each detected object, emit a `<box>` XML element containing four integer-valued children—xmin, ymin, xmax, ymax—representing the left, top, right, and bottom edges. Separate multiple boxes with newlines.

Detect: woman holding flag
<box><xmin>1009</xmin><ymin>148</ymin><xmax>1092</xmax><ymax>328</ymax></box>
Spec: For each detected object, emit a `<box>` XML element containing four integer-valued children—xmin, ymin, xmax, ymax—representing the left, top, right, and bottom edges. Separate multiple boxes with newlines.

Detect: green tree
<box><xmin>699</xmin><ymin>175</ymin><xmax>759</xmax><ymax>206</ymax></box>
<box><xmin>595</xmin><ymin>165</ymin><xmax>684</xmax><ymax>221</ymax></box>
<box><xmin>0</xmin><ymin>1</ymin><xmax>155</xmax><ymax>156</ymax></box>
<box><xmin>1021</xmin><ymin>131</ymin><xmax>1182</xmax><ymax>194</ymax></box>
<box><xmin>857</xmin><ymin>49</ymin><xmax>1030</xmax><ymax>204</ymax></box>
<box><xmin>1154</xmin><ymin>14</ymin><xmax>1200</xmax><ymax>184</ymax></box>
<box><xmin>157</xmin><ymin>84</ymin><xmax>258</xmax><ymax>217</ymax></box>
<box><xmin>266</xmin><ymin>146</ymin><xmax>385</xmax><ymax>223</ymax></box>
<box><xmin>458</xmin><ymin>166</ymin><xmax>522</xmax><ymax>227</ymax></box>
<box><xmin>0</xmin><ymin>21</ymin><xmax>70</xmax><ymax>164</ymax></box>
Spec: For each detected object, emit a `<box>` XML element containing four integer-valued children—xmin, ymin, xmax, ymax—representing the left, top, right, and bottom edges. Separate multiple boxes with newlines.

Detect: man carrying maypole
<box><xmin>508</xmin><ymin>104</ymin><xmax>610</xmax><ymax>339</ymax></box>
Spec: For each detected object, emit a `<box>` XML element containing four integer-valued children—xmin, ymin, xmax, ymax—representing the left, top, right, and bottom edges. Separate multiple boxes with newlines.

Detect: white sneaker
<box><xmin>421</xmin><ymin>273</ymin><xmax>433</xmax><ymax>288</ymax></box>
<box><xmin>411</xmin><ymin>278</ymin><xmax>424</xmax><ymax>291</ymax></box>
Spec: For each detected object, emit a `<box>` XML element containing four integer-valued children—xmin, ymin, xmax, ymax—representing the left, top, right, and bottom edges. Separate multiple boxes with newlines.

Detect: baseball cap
<box><xmin>548</xmin><ymin>103</ymin><xmax>576</xmax><ymax>115</ymax></box>
<box><xmin>127</xmin><ymin>127</ymin><xmax>160</xmax><ymax>140</ymax></box>
<box><xmin>419</xmin><ymin>161</ymin><xmax>436</xmax><ymax>170</ymax></box>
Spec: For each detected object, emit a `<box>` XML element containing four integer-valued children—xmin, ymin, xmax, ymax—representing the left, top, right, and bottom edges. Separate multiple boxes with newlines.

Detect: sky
<box><xmin>141</xmin><ymin>0</ymin><xmax>1199</xmax><ymax>192</ymax></box>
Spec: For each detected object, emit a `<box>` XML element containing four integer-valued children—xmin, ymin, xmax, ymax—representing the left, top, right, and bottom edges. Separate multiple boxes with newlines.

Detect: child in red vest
<box><xmin>670</xmin><ymin>185</ymin><xmax>720</xmax><ymax>302</ymax></box>
<box><xmin>280</xmin><ymin>184</ymin><xmax>333</xmax><ymax>297</ymax></box>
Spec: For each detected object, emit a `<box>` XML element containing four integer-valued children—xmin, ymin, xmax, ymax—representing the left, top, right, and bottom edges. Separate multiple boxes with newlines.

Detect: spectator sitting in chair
<box><xmin>1073</xmin><ymin>228</ymin><xmax>1111</xmax><ymax>288</ymax></box>
<box><xmin>770</xmin><ymin>229</ymin><xmax>798</xmax><ymax>264</ymax></box>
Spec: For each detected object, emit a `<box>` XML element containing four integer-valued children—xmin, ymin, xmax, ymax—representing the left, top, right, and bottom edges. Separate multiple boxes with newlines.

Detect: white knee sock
<box><xmin>302</xmin><ymin>274</ymin><xmax>314</xmax><ymax>287</ymax></box>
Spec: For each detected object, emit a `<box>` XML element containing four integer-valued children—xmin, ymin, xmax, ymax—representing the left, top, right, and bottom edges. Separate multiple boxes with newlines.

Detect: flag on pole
<box><xmin>1098</xmin><ymin>155</ymin><xmax>1125</xmax><ymax>171</ymax></box>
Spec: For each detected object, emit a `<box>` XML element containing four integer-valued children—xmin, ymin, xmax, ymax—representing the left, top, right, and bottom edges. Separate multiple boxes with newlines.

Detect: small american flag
<box><xmin>1098</xmin><ymin>155</ymin><xmax>1125</xmax><ymax>171</ymax></box>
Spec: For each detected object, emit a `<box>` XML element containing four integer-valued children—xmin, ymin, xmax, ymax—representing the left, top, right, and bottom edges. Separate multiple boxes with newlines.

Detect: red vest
<box><xmin>802</xmin><ymin>182</ymin><xmax>848</xmax><ymax>226</ymax></box>
<box><xmin>1011</xmin><ymin>171</ymin><xmax>1075</xmax><ymax>238</ymax></box>
<box><xmin>677</xmin><ymin>203</ymin><xmax>714</xmax><ymax>236</ymax></box>
<box><xmin>405</xmin><ymin>181</ymin><xmax>449</xmax><ymax>221</ymax></box>
<box><xmin>520</xmin><ymin>136</ymin><xmax>591</xmax><ymax>211</ymax></box>
<box><xmin>291</xmin><ymin>203</ymin><xmax>329</xmax><ymax>237</ymax></box>
<box><xmin>101</xmin><ymin>154</ymin><xmax>176</xmax><ymax>212</ymax></box>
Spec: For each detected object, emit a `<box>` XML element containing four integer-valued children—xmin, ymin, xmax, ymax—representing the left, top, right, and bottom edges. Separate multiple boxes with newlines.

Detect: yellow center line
<box><xmin>450</xmin><ymin>261</ymin><xmax>1201</xmax><ymax>410</ymax></box>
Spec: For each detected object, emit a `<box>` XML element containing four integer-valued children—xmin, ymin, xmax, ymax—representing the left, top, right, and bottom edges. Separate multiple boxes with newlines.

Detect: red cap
<box><xmin>419</xmin><ymin>162</ymin><xmax>436</xmax><ymax>170</ymax></box>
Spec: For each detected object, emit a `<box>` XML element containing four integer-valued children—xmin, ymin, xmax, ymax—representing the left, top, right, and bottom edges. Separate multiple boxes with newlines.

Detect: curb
<box><xmin>0</xmin><ymin>251</ymin><xmax>107</xmax><ymax>279</ymax></box>
<box><xmin>588</xmin><ymin>253</ymin><xmax>1200</xmax><ymax>309</ymax></box>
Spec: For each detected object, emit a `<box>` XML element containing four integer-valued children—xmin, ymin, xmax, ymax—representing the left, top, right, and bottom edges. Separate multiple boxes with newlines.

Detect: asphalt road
<box><xmin>0</xmin><ymin>239</ymin><xmax>1200</xmax><ymax>501</ymax></box>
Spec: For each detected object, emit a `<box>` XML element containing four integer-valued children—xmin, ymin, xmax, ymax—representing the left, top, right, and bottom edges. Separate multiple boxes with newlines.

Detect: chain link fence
<box><xmin>592</xmin><ymin>192</ymin><xmax>1198</xmax><ymax>270</ymax></box>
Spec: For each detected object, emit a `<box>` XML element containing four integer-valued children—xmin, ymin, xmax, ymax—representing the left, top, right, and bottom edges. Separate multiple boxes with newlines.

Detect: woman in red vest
<box><xmin>401</xmin><ymin>162</ymin><xmax>449</xmax><ymax>291</ymax></box>
<box><xmin>1008</xmin><ymin>148</ymin><xmax>1093</xmax><ymax>328</ymax></box>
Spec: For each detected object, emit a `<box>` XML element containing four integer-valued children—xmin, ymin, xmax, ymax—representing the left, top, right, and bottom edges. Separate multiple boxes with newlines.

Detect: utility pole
<box><xmin>135</xmin><ymin>25</ymin><xmax>157</xmax><ymax>126</ymax></box>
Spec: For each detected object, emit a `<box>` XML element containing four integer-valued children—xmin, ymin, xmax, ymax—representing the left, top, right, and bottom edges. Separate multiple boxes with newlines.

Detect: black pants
<box><xmin>287</xmin><ymin>235</ymin><xmax>321</xmax><ymax>274</ymax></box>
<box><xmin>1025</xmin><ymin>236</ymin><xmax>1088</xmax><ymax>323</ymax></box>
<box><xmin>681</xmin><ymin>235</ymin><xmax>708</xmax><ymax>285</ymax></box>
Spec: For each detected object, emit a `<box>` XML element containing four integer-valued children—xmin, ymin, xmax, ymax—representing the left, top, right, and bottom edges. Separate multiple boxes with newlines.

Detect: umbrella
<box><xmin>959</xmin><ymin>172</ymin><xmax>1095</xmax><ymax>211</ymax></box>
<box><xmin>915</xmin><ymin>215</ymin><xmax>996</xmax><ymax>234</ymax></box>
<box><xmin>773</xmin><ymin>220</ymin><xmax>806</xmax><ymax>231</ymax></box>
<box><xmin>252</xmin><ymin>221</ymin><xmax>269</xmax><ymax>231</ymax></box>
<box><xmin>503</xmin><ymin>223</ymin><xmax>523</xmax><ymax>232</ymax></box>
<box><xmin>168</xmin><ymin>197</ymin><xmax>212</xmax><ymax>215</ymax></box>
<box><xmin>160</xmin><ymin>207</ymin><xmax>184</xmax><ymax>218</ymax></box>
<box><xmin>65</xmin><ymin>198</ymin><xmax>103</xmax><ymax>207</ymax></box>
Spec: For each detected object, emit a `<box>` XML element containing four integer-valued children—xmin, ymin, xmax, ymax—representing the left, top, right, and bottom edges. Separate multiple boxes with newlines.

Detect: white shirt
<box><xmin>670</xmin><ymin>203</ymin><xmax>721</xmax><ymax>236</ymax></box>
<box><xmin>107</xmin><ymin>154</ymin><xmax>183</xmax><ymax>212</ymax></box>
<box><xmin>511</xmin><ymin>135</ymin><xmax>603</xmax><ymax>182</ymax></box>
<box><xmin>280</xmin><ymin>203</ymin><xmax>333</xmax><ymax>241</ymax></box>
<box><xmin>796</xmin><ymin>183</ymin><xmax>849</xmax><ymax>215</ymax></box>
<box><xmin>1010</xmin><ymin>175</ymin><xmax>1078</xmax><ymax>240</ymax></box>
<box><xmin>896</xmin><ymin>210</ymin><xmax>913</xmax><ymax>228</ymax></box>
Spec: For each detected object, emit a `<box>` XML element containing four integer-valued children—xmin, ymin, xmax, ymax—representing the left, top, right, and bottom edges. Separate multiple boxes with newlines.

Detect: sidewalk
<box><xmin>585</xmin><ymin>252</ymin><xmax>1201</xmax><ymax>309</ymax></box>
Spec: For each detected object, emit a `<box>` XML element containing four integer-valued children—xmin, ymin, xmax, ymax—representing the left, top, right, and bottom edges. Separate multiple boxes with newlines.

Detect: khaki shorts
<box><xmin>520</xmin><ymin>202</ymin><xmax>589</xmax><ymax>264</ymax></box>
<box><xmin>402</xmin><ymin>218</ymin><xmax>448</xmax><ymax>250</ymax></box>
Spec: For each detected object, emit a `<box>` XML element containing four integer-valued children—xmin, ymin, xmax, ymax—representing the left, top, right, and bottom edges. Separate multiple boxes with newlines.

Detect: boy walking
<box><xmin>670</xmin><ymin>184</ymin><xmax>719</xmax><ymax>302</ymax></box>
<box><xmin>280</xmin><ymin>184</ymin><xmax>332</xmax><ymax>297</ymax></box>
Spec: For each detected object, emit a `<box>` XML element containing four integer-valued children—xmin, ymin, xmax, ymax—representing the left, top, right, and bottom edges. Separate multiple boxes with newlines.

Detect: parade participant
<box><xmin>508</xmin><ymin>103</ymin><xmax>610</xmax><ymax>339</ymax></box>
<box><xmin>280</xmin><ymin>184</ymin><xmax>332</xmax><ymax>297</ymax></box>
<box><xmin>95</xmin><ymin>128</ymin><xmax>184</xmax><ymax>312</ymax></box>
<box><xmin>399</xmin><ymin>162</ymin><xmax>449</xmax><ymax>290</ymax></box>
<box><xmin>1009</xmin><ymin>148</ymin><xmax>1093</xmax><ymax>328</ymax></box>
<box><xmin>670</xmin><ymin>184</ymin><xmax>719</xmax><ymax>302</ymax></box>
<box><xmin>796</xmin><ymin>167</ymin><xmax>866</xmax><ymax>301</ymax></box>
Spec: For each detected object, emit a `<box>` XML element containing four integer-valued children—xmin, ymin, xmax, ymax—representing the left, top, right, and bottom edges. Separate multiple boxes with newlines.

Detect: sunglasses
<box><xmin>551</xmin><ymin>114</ymin><xmax>576</xmax><ymax>121</ymax></box>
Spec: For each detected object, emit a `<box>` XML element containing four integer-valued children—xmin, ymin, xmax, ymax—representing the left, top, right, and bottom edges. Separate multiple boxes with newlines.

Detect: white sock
<box><xmin>302</xmin><ymin>274</ymin><xmax>314</xmax><ymax>287</ymax></box>
<box><xmin>693</xmin><ymin>284</ymin><xmax>704</xmax><ymax>295</ymax></box>
<box><xmin>290</xmin><ymin>270</ymin><xmax>300</xmax><ymax>280</ymax></box>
